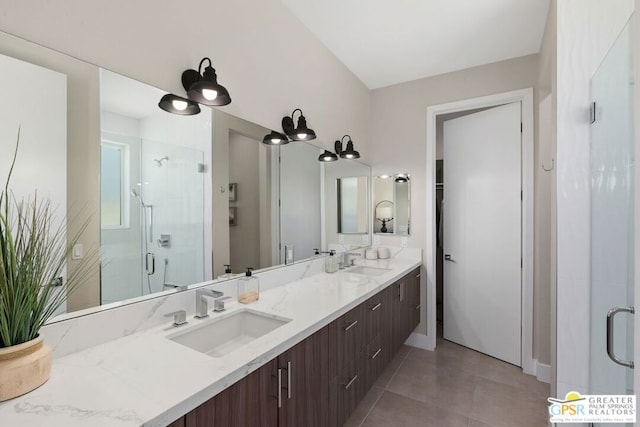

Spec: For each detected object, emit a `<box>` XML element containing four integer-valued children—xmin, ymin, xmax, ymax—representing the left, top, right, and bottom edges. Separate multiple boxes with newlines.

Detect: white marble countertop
<box><xmin>0</xmin><ymin>256</ymin><xmax>420</xmax><ymax>426</ymax></box>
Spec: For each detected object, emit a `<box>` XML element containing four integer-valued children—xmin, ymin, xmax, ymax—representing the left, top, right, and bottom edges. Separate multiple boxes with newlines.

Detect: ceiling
<box><xmin>281</xmin><ymin>0</ymin><xmax>550</xmax><ymax>89</ymax></box>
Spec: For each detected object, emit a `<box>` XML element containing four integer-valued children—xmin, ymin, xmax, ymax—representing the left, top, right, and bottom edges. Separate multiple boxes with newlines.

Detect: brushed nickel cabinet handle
<box><xmin>371</xmin><ymin>302</ymin><xmax>382</xmax><ymax>311</ymax></box>
<box><xmin>415</xmin><ymin>304</ymin><xmax>421</xmax><ymax>310</ymax></box>
<box><xmin>370</xmin><ymin>348</ymin><xmax>382</xmax><ymax>360</ymax></box>
<box><xmin>277</xmin><ymin>368</ymin><xmax>283</xmax><ymax>408</ymax></box>
<box><xmin>344</xmin><ymin>320</ymin><xmax>358</xmax><ymax>331</ymax></box>
<box><xmin>287</xmin><ymin>361</ymin><xmax>292</xmax><ymax>399</ymax></box>
<box><xmin>344</xmin><ymin>375</ymin><xmax>358</xmax><ymax>390</ymax></box>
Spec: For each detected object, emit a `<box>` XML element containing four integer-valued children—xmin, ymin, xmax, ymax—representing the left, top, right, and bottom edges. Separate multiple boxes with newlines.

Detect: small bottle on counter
<box><xmin>325</xmin><ymin>250</ymin><xmax>338</xmax><ymax>273</ymax></box>
<box><xmin>218</xmin><ymin>264</ymin><xmax>234</xmax><ymax>279</ymax></box>
<box><xmin>237</xmin><ymin>267</ymin><xmax>259</xmax><ymax>304</ymax></box>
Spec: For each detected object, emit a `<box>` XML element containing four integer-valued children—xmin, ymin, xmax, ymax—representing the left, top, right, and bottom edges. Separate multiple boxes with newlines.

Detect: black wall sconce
<box><xmin>318</xmin><ymin>135</ymin><xmax>361</xmax><ymax>162</ymax></box>
<box><xmin>262</xmin><ymin>130</ymin><xmax>290</xmax><ymax>146</ymax></box>
<box><xmin>282</xmin><ymin>108</ymin><xmax>316</xmax><ymax>141</ymax></box>
<box><xmin>335</xmin><ymin>135</ymin><xmax>360</xmax><ymax>159</ymax></box>
<box><xmin>317</xmin><ymin>150</ymin><xmax>338</xmax><ymax>162</ymax></box>
<box><xmin>158</xmin><ymin>94</ymin><xmax>201</xmax><ymax>115</ymax></box>
<box><xmin>159</xmin><ymin>57</ymin><xmax>231</xmax><ymax>115</ymax></box>
<box><xmin>182</xmin><ymin>57</ymin><xmax>231</xmax><ymax>106</ymax></box>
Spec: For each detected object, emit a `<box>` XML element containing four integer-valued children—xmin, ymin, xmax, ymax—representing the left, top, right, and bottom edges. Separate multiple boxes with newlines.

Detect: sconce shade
<box><xmin>395</xmin><ymin>175</ymin><xmax>409</xmax><ymax>183</ymax></box>
<box><xmin>262</xmin><ymin>131</ymin><xmax>290</xmax><ymax>145</ymax></box>
<box><xmin>318</xmin><ymin>150</ymin><xmax>338</xmax><ymax>162</ymax></box>
<box><xmin>158</xmin><ymin>94</ymin><xmax>201</xmax><ymax>115</ymax></box>
<box><xmin>339</xmin><ymin>140</ymin><xmax>360</xmax><ymax>159</ymax></box>
<box><xmin>182</xmin><ymin>58</ymin><xmax>231</xmax><ymax>106</ymax></box>
<box><xmin>282</xmin><ymin>109</ymin><xmax>316</xmax><ymax>141</ymax></box>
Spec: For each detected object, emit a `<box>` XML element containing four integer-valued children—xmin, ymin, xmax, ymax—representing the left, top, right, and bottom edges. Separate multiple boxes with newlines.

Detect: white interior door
<box><xmin>443</xmin><ymin>102</ymin><xmax>522</xmax><ymax>365</ymax></box>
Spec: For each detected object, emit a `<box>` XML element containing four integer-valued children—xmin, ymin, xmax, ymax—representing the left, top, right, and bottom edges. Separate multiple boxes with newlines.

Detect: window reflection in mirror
<box><xmin>373</xmin><ymin>174</ymin><xmax>411</xmax><ymax>236</ymax></box>
<box><xmin>337</xmin><ymin>176</ymin><xmax>368</xmax><ymax>234</ymax></box>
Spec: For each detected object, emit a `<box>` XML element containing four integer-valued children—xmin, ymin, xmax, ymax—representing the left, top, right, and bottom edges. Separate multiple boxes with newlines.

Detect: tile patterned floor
<box><xmin>345</xmin><ymin>338</ymin><xmax>550</xmax><ymax>427</ymax></box>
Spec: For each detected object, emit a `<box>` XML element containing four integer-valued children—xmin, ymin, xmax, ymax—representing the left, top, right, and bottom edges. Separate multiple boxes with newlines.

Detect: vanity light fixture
<box><xmin>335</xmin><ymin>135</ymin><xmax>360</xmax><ymax>159</ymax></box>
<box><xmin>318</xmin><ymin>150</ymin><xmax>338</xmax><ymax>162</ymax></box>
<box><xmin>182</xmin><ymin>57</ymin><xmax>231</xmax><ymax>106</ymax></box>
<box><xmin>395</xmin><ymin>174</ymin><xmax>409</xmax><ymax>183</ymax></box>
<box><xmin>282</xmin><ymin>108</ymin><xmax>316</xmax><ymax>141</ymax></box>
<box><xmin>262</xmin><ymin>130</ymin><xmax>290</xmax><ymax>145</ymax></box>
<box><xmin>158</xmin><ymin>94</ymin><xmax>201</xmax><ymax>115</ymax></box>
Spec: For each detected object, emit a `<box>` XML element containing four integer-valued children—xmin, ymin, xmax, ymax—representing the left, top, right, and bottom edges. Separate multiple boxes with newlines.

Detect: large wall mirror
<box><xmin>0</xmin><ymin>30</ymin><xmax>371</xmax><ymax>321</ymax></box>
<box><xmin>373</xmin><ymin>174</ymin><xmax>411</xmax><ymax>236</ymax></box>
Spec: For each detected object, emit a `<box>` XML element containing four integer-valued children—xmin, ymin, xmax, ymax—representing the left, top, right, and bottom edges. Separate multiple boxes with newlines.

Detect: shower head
<box><xmin>131</xmin><ymin>188</ymin><xmax>150</xmax><ymax>207</ymax></box>
<box><xmin>154</xmin><ymin>156</ymin><xmax>169</xmax><ymax>167</ymax></box>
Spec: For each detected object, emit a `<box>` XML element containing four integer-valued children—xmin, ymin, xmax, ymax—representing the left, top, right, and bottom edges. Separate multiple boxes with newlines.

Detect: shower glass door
<box><xmin>100</xmin><ymin>135</ymin><xmax>205</xmax><ymax>303</ymax></box>
<box><xmin>138</xmin><ymin>138</ymin><xmax>205</xmax><ymax>294</ymax></box>
<box><xmin>589</xmin><ymin>17</ymin><xmax>634</xmax><ymax>417</ymax></box>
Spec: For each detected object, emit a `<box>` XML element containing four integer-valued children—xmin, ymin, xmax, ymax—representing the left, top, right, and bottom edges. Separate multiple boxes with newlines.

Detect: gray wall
<box><xmin>370</xmin><ymin>54</ymin><xmax>544</xmax><ymax>355</ymax></box>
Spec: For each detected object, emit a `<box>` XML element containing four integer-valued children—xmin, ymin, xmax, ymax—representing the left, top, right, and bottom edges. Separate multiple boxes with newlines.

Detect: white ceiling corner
<box><xmin>281</xmin><ymin>0</ymin><xmax>550</xmax><ymax>89</ymax></box>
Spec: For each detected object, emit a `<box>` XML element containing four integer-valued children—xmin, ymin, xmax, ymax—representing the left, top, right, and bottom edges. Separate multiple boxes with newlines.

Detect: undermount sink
<box><xmin>346</xmin><ymin>266</ymin><xmax>391</xmax><ymax>277</ymax></box>
<box><xmin>168</xmin><ymin>309</ymin><xmax>291</xmax><ymax>358</ymax></box>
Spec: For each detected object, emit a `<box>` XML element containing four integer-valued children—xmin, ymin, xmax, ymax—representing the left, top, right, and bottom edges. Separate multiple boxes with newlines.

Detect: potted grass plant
<box><xmin>0</xmin><ymin>129</ymin><xmax>95</xmax><ymax>401</ymax></box>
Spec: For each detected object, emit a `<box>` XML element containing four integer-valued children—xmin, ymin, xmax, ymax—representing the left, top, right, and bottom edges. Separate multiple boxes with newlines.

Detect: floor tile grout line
<box><xmin>357</xmin><ymin>348</ymin><xmax>412</xmax><ymax>427</ymax></box>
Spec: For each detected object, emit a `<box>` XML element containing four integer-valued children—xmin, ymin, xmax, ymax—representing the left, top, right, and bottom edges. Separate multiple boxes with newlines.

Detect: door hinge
<box><xmin>591</xmin><ymin>102</ymin><xmax>597</xmax><ymax>124</ymax></box>
<box><xmin>520</xmin><ymin>190</ymin><xmax>523</xmax><ymax>201</ymax></box>
<box><xmin>521</xmin><ymin>258</ymin><xmax>523</xmax><ymax>269</ymax></box>
<box><xmin>520</xmin><ymin>122</ymin><xmax>523</xmax><ymax>133</ymax></box>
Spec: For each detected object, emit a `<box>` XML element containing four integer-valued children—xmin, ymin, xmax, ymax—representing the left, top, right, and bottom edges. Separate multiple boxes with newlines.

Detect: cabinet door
<box><xmin>408</xmin><ymin>268</ymin><xmax>421</xmax><ymax>331</ymax></box>
<box><xmin>278</xmin><ymin>326</ymin><xmax>330</xmax><ymax>427</ymax></box>
<box><xmin>168</xmin><ymin>417</ymin><xmax>185</xmax><ymax>427</ymax></box>
<box><xmin>185</xmin><ymin>358</ymin><xmax>278</xmax><ymax>427</ymax></box>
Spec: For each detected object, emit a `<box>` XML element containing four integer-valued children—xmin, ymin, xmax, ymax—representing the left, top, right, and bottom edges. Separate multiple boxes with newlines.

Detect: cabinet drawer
<box><xmin>332</xmin><ymin>304</ymin><xmax>364</xmax><ymax>372</ymax></box>
<box><xmin>364</xmin><ymin>291</ymin><xmax>386</xmax><ymax>343</ymax></box>
<box><xmin>362</xmin><ymin>334</ymin><xmax>384</xmax><ymax>391</ymax></box>
<box><xmin>335</xmin><ymin>359</ymin><xmax>365</xmax><ymax>426</ymax></box>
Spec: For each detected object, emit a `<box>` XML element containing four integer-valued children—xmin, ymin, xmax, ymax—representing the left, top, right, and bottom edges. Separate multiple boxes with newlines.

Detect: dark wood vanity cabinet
<box><xmin>172</xmin><ymin>267</ymin><xmax>421</xmax><ymax>427</ymax></box>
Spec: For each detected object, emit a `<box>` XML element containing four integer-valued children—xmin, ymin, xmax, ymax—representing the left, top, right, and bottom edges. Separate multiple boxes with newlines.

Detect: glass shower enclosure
<box><xmin>100</xmin><ymin>135</ymin><xmax>205</xmax><ymax>303</ymax></box>
<box><xmin>589</xmin><ymin>17</ymin><xmax>634</xmax><ymax>423</ymax></box>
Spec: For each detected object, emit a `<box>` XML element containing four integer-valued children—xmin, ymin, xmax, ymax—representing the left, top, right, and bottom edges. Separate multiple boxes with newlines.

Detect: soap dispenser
<box><xmin>325</xmin><ymin>250</ymin><xmax>338</xmax><ymax>273</ymax></box>
<box><xmin>238</xmin><ymin>267</ymin><xmax>259</xmax><ymax>304</ymax></box>
<box><xmin>218</xmin><ymin>264</ymin><xmax>234</xmax><ymax>279</ymax></box>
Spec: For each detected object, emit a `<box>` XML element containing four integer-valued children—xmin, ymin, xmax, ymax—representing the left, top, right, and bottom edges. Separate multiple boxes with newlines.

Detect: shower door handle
<box><xmin>146</xmin><ymin>252</ymin><xmax>155</xmax><ymax>276</ymax></box>
<box><xmin>606</xmin><ymin>306</ymin><xmax>634</xmax><ymax>369</ymax></box>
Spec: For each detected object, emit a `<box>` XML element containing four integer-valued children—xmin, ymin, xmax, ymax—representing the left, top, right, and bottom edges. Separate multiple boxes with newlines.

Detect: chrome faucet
<box><xmin>195</xmin><ymin>289</ymin><xmax>224</xmax><ymax>318</ymax></box>
<box><xmin>164</xmin><ymin>310</ymin><xmax>187</xmax><ymax>327</ymax></box>
<box><xmin>342</xmin><ymin>252</ymin><xmax>362</xmax><ymax>268</ymax></box>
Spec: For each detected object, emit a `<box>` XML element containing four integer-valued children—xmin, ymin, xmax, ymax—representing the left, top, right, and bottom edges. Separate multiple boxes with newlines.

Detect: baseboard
<box><xmin>405</xmin><ymin>332</ymin><xmax>433</xmax><ymax>350</ymax></box>
<box><xmin>535</xmin><ymin>360</ymin><xmax>551</xmax><ymax>384</ymax></box>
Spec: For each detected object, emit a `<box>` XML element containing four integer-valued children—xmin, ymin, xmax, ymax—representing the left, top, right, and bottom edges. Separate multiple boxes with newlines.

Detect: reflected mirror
<box><xmin>337</xmin><ymin>177</ymin><xmax>368</xmax><ymax>234</ymax></box>
<box><xmin>0</xmin><ymin>28</ymin><xmax>371</xmax><ymax>320</ymax></box>
<box><xmin>373</xmin><ymin>174</ymin><xmax>411</xmax><ymax>235</ymax></box>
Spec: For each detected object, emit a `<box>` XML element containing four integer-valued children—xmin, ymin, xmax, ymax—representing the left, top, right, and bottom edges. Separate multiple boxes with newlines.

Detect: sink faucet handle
<box><xmin>164</xmin><ymin>310</ymin><xmax>187</xmax><ymax>327</ymax></box>
<box><xmin>213</xmin><ymin>296</ymin><xmax>232</xmax><ymax>312</ymax></box>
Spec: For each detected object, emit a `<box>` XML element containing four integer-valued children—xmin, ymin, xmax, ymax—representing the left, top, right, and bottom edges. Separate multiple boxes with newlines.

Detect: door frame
<box><xmin>425</xmin><ymin>88</ymin><xmax>535</xmax><ymax>375</ymax></box>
